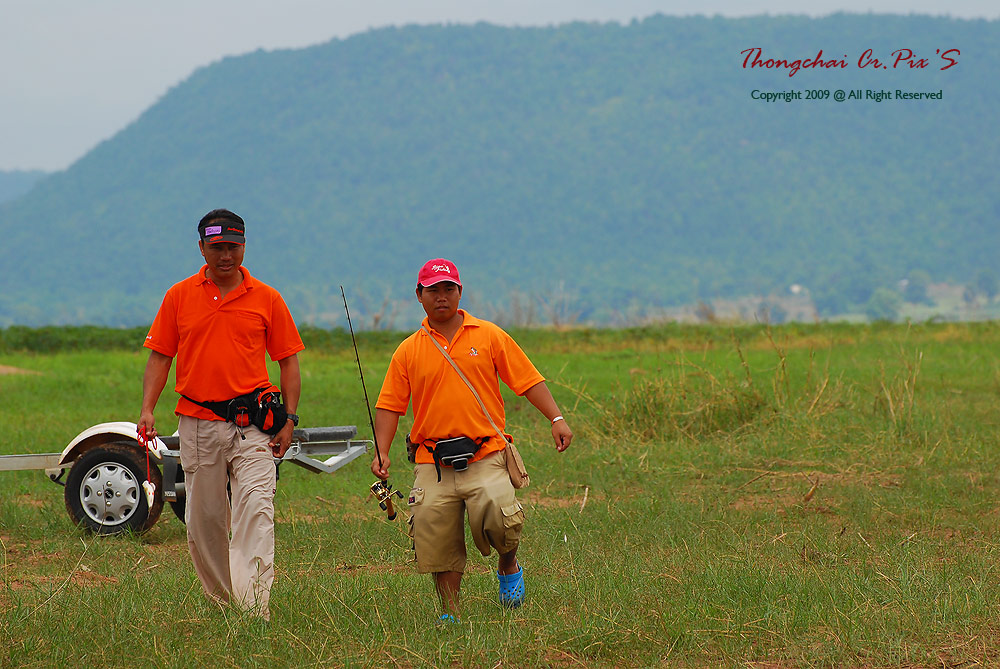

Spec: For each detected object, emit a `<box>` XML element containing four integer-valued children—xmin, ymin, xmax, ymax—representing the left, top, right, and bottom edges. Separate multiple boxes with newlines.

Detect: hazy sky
<box><xmin>1</xmin><ymin>0</ymin><xmax>996</xmax><ymax>171</ymax></box>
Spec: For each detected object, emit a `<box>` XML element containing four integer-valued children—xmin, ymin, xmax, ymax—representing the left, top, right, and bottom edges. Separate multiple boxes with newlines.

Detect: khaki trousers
<box><xmin>178</xmin><ymin>416</ymin><xmax>276</xmax><ymax>618</ymax></box>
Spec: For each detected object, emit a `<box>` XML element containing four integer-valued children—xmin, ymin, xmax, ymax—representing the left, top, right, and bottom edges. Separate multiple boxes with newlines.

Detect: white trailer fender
<box><xmin>57</xmin><ymin>421</ymin><xmax>169</xmax><ymax>467</ymax></box>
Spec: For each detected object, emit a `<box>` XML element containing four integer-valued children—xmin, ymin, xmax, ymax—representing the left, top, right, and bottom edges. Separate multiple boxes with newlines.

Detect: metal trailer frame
<box><xmin>0</xmin><ymin>421</ymin><xmax>370</xmax><ymax>534</ymax></box>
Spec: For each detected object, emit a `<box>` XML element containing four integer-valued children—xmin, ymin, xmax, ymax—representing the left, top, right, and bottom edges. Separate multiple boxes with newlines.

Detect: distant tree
<box><xmin>902</xmin><ymin>270</ymin><xmax>933</xmax><ymax>305</ymax></box>
<box><xmin>812</xmin><ymin>267</ymin><xmax>878</xmax><ymax>317</ymax></box>
<box><xmin>975</xmin><ymin>270</ymin><xmax>999</xmax><ymax>302</ymax></box>
<box><xmin>812</xmin><ymin>287</ymin><xmax>848</xmax><ymax>317</ymax></box>
<box><xmin>865</xmin><ymin>288</ymin><xmax>902</xmax><ymax>322</ymax></box>
<box><xmin>963</xmin><ymin>285</ymin><xmax>978</xmax><ymax>305</ymax></box>
<box><xmin>694</xmin><ymin>301</ymin><xmax>717</xmax><ymax>323</ymax></box>
<box><xmin>756</xmin><ymin>299</ymin><xmax>787</xmax><ymax>324</ymax></box>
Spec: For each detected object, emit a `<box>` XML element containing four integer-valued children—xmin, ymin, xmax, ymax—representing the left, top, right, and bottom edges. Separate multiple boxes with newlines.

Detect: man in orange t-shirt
<box><xmin>373</xmin><ymin>258</ymin><xmax>573</xmax><ymax>622</ymax></box>
<box><xmin>138</xmin><ymin>208</ymin><xmax>304</xmax><ymax>620</ymax></box>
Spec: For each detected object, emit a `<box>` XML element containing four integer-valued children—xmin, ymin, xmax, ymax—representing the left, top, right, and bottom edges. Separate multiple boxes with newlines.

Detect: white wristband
<box><xmin>551</xmin><ymin>415</ymin><xmax>564</xmax><ymax>424</ymax></box>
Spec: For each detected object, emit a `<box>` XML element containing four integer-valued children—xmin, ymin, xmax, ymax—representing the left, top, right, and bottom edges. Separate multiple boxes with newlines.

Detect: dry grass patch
<box><xmin>10</xmin><ymin>494</ymin><xmax>47</xmax><ymax>509</ymax></box>
<box><xmin>929</xmin><ymin>324</ymin><xmax>981</xmax><ymax>343</ymax></box>
<box><xmin>744</xmin><ymin>333</ymin><xmax>851</xmax><ymax>352</ymax></box>
<box><xmin>6</xmin><ymin>566</ymin><xmax>119</xmax><ymax>592</ymax></box>
<box><xmin>69</xmin><ymin>566</ymin><xmax>118</xmax><ymax>586</ymax></box>
<box><xmin>522</xmin><ymin>487</ymin><xmax>599</xmax><ymax>510</ymax></box>
<box><xmin>0</xmin><ymin>364</ymin><xmax>40</xmax><ymax>375</ymax></box>
<box><xmin>330</xmin><ymin>562</ymin><xmax>413</xmax><ymax>575</ymax></box>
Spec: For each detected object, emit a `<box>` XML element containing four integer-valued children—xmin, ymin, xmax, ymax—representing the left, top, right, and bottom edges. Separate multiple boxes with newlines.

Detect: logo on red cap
<box><xmin>418</xmin><ymin>258</ymin><xmax>462</xmax><ymax>287</ymax></box>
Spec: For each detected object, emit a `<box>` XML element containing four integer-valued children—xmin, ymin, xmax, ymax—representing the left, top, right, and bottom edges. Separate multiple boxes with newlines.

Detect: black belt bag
<box><xmin>183</xmin><ymin>387</ymin><xmax>288</xmax><ymax>437</ymax></box>
<box><xmin>427</xmin><ymin>436</ymin><xmax>485</xmax><ymax>481</ymax></box>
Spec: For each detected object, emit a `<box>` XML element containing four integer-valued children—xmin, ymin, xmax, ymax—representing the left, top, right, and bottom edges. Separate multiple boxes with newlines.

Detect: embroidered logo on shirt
<box><xmin>469</xmin><ymin>347</ymin><xmax>479</xmax><ymax>357</ymax></box>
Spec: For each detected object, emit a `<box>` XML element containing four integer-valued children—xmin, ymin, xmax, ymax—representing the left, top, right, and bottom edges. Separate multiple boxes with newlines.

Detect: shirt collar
<box><xmin>420</xmin><ymin>309</ymin><xmax>481</xmax><ymax>335</ymax></box>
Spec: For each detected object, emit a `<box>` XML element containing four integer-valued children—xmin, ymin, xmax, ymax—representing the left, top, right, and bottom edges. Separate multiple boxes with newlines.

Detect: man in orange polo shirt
<box><xmin>373</xmin><ymin>258</ymin><xmax>573</xmax><ymax>622</ymax></box>
<box><xmin>137</xmin><ymin>208</ymin><xmax>304</xmax><ymax>620</ymax></box>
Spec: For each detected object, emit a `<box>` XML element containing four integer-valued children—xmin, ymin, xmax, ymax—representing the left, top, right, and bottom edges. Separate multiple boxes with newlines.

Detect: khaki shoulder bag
<box><xmin>421</xmin><ymin>326</ymin><xmax>530</xmax><ymax>488</ymax></box>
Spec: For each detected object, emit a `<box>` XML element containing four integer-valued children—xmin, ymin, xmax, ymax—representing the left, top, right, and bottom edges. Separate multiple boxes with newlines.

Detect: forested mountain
<box><xmin>0</xmin><ymin>170</ymin><xmax>47</xmax><ymax>205</ymax></box>
<box><xmin>0</xmin><ymin>14</ymin><xmax>996</xmax><ymax>327</ymax></box>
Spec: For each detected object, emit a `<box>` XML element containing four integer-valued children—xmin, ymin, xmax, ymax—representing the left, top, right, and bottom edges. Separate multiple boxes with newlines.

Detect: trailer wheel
<box><xmin>64</xmin><ymin>442</ymin><xmax>164</xmax><ymax>535</ymax></box>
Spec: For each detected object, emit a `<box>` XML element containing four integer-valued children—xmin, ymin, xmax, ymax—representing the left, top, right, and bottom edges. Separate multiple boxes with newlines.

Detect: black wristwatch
<box><xmin>287</xmin><ymin>413</ymin><xmax>299</xmax><ymax>427</ymax></box>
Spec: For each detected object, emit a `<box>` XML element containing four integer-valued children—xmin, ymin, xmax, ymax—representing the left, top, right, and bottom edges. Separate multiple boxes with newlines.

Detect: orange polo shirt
<box><xmin>144</xmin><ymin>265</ymin><xmax>305</xmax><ymax>420</ymax></box>
<box><xmin>376</xmin><ymin>310</ymin><xmax>545</xmax><ymax>464</ymax></box>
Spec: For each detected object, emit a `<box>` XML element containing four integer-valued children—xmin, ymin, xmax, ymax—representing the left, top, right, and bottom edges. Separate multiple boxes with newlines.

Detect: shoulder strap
<box><xmin>421</xmin><ymin>325</ymin><xmax>510</xmax><ymax>446</ymax></box>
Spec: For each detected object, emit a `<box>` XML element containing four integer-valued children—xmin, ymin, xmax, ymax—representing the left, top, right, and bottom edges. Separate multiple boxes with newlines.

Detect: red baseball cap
<box><xmin>417</xmin><ymin>258</ymin><xmax>461</xmax><ymax>287</ymax></box>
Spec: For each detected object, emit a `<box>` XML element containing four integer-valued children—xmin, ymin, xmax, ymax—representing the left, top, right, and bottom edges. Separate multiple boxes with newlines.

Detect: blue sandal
<box><xmin>436</xmin><ymin>613</ymin><xmax>458</xmax><ymax>626</ymax></box>
<box><xmin>498</xmin><ymin>564</ymin><xmax>525</xmax><ymax>608</ymax></box>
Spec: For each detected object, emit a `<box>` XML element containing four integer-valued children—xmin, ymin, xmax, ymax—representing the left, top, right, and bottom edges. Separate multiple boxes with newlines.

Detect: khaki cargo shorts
<box><xmin>408</xmin><ymin>449</ymin><xmax>524</xmax><ymax>574</ymax></box>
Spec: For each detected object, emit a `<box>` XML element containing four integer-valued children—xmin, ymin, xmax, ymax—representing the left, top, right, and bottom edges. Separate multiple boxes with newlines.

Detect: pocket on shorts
<box><xmin>406</xmin><ymin>488</ymin><xmax>423</xmax><ymax>547</ymax></box>
<box><xmin>500</xmin><ymin>501</ymin><xmax>524</xmax><ymax>552</ymax></box>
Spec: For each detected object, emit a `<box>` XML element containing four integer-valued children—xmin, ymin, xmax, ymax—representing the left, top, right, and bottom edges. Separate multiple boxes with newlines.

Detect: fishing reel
<box><xmin>370</xmin><ymin>480</ymin><xmax>404</xmax><ymax>520</ymax></box>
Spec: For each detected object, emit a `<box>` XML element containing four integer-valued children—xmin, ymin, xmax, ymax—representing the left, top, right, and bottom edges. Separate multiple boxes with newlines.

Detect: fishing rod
<box><xmin>341</xmin><ymin>286</ymin><xmax>402</xmax><ymax>520</ymax></box>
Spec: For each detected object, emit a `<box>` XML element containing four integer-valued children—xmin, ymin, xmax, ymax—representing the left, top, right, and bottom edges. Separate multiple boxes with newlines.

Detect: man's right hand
<box><xmin>371</xmin><ymin>452</ymin><xmax>391</xmax><ymax>481</ymax></box>
<box><xmin>137</xmin><ymin>411</ymin><xmax>157</xmax><ymax>440</ymax></box>
<box><xmin>371</xmin><ymin>408</ymin><xmax>401</xmax><ymax>481</ymax></box>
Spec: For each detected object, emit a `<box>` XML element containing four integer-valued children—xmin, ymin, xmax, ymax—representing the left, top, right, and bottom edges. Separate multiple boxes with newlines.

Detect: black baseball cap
<box><xmin>198</xmin><ymin>209</ymin><xmax>246</xmax><ymax>245</ymax></box>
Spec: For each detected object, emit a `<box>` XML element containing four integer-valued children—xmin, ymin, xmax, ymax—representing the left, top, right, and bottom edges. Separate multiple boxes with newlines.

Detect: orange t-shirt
<box><xmin>376</xmin><ymin>310</ymin><xmax>544</xmax><ymax>464</ymax></box>
<box><xmin>144</xmin><ymin>265</ymin><xmax>305</xmax><ymax>420</ymax></box>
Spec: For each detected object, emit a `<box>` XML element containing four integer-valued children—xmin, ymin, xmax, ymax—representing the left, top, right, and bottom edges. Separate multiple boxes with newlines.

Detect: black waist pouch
<box><xmin>183</xmin><ymin>387</ymin><xmax>287</xmax><ymax>436</ymax></box>
<box><xmin>427</xmin><ymin>436</ymin><xmax>485</xmax><ymax>481</ymax></box>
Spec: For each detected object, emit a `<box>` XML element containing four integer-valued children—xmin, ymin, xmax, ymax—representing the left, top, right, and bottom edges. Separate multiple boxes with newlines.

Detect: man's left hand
<box><xmin>269</xmin><ymin>420</ymin><xmax>295</xmax><ymax>458</ymax></box>
<box><xmin>552</xmin><ymin>419</ymin><xmax>573</xmax><ymax>452</ymax></box>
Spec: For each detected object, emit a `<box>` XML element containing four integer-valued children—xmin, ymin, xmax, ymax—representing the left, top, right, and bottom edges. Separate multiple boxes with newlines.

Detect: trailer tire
<box><xmin>64</xmin><ymin>442</ymin><xmax>164</xmax><ymax>535</ymax></box>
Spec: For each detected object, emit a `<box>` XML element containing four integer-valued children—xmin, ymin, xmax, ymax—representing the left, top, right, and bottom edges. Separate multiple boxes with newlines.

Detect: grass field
<box><xmin>2</xmin><ymin>321</ymin><xmax>1000</xmax><ymax>668</ymax></box>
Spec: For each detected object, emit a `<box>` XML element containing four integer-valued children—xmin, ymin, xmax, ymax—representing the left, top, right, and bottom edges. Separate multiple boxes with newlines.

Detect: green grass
<box><xmin>3</xmin><ymin>322</ymin><xmax>1000</xmax><ymax>667</ymax></box>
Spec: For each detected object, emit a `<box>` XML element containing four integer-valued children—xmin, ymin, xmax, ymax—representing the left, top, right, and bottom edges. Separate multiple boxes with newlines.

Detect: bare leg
<box><xmin>498</xmin><ymin>548</ymin><xmax>519</xmax><ymax>575</ymax></box>
<box><xmin>435</xmin><ymin>571</ymin><xmax>462</xmax><ymax>617</ymax></box>
<box><xmin>497</xmin><ymin>548</ymin><xmax>525</xmax><ymax>608</ymax></box>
